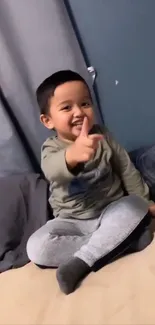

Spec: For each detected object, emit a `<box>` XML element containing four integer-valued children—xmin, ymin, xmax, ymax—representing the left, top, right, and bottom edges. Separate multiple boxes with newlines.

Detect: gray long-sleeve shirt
<box><xmin>41</xmin><ymin>125</ymin><xmax>150</xmax><ymax>219</ymax></box>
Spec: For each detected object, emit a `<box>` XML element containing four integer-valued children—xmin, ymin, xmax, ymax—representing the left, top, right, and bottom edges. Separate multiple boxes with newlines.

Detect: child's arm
<box><xmin>105</xmin><ymin>129</ymin><xmax>152</xmax><ymax>203</ymax></box>
<box><xmin>41</xmin><ymin>139</ymin><xmax>75</xmax><ymax>183</ymax></box>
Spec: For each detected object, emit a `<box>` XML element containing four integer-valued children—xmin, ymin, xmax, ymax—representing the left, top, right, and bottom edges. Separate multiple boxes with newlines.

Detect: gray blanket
<box><xmin>131</xmin><ymin>145</ymin><xmax>155</xmax><ymax>200</ymax></box>
<box><xmin>0</xmin><ymin>174</ymin><xmax>50</xmax><ymax>273</ymax></box>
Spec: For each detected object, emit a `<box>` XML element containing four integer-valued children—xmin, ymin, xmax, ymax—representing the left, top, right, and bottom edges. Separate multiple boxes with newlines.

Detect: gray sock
<box><xmin>56</xmin><ymin>257</ymin><xmax>90</xmax><ymax>295</ymax></box>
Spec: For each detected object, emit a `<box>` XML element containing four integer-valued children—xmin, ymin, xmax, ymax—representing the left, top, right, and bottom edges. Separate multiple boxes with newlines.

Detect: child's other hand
<box><xmin>66</xmin><ymin>117</ymin><xmax>103</xmax><ymax>168</ymax></box>
<box><xmin>149</xmin><ymin>204</ymin><xmax>155</xmax><ymax>217</ymax></box>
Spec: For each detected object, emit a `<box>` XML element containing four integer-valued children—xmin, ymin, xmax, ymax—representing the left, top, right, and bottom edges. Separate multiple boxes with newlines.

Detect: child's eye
<box><xmin>61</xmin><ymin>105</ymin><xmax>72</xmax><ymax>111</ymax></box>
<box><xmin>81</xmin><ymin>102</ymin><xmax>90</xmax><ymax>108</ymax></box>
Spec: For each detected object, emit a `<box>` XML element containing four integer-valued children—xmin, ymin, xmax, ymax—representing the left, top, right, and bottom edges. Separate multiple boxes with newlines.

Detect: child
<box><xmin>27</xmin><ymin>70</ymin><xmax>155</xmax><ymax>294</ymax></box>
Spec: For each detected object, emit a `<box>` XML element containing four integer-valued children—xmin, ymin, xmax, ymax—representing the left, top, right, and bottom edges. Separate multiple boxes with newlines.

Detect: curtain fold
<box><xmin>0</xmin><ymin>89</ymin><xmax>34</xmax><ymax>176</ymax></box>
<box><xmin>0</xmin><ymin>87</ymin><xmax>41</xmax><ymax>175</ymax></box>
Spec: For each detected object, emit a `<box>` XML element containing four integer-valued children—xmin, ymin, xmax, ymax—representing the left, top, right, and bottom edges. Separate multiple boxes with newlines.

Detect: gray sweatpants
<box><xmin>27</xmin><ymin>195</ymin><xmax>149</xmax><ymax>267</ymax></box>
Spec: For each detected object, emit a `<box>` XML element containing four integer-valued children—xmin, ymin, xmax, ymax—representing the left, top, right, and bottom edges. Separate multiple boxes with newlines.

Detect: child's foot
<box><xmin>126</xmin><ymin>226</ymin><xmax>153</xmax><ymax>254</ymax></box>
<box><xmin>131</xmin><ymin>226</ymin><xmax>153</xmax><ymax>252</ymax></box>
<box><xmin>56</xmin><ymin>257</ymin><xmax>90</xmax><ymax>295</ymax></box>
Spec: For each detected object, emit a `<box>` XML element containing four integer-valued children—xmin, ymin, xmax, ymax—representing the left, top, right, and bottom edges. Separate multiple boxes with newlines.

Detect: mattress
<box><xmin>0</xmin><ymin>225</ymin><xmax>155</xmax><ymax>325</ymax></box>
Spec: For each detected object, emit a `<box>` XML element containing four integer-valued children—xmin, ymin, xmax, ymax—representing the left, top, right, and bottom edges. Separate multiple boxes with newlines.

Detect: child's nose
<box><xmin>73</xmin><ymin>105</ymin><xmax>84</xmax><ymax>117</ymax></box>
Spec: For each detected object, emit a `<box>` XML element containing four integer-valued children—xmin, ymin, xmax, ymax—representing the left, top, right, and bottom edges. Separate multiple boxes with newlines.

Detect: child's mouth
<box><xmin>71</xmin><ymin>120</ymin><xmax>84</xmax><ymax>127</ymax></box>
<box><xmin>72</xmin><ymin>125</ymin><xmax>82</xmax><ymax>132</ymax></box>
<box><xmin>71</xmin><ymin>122</ymin><xmax>83</xmax><ymax>132</ymax></box>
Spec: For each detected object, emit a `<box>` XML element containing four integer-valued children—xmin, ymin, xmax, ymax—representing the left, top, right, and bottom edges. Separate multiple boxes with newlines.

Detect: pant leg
<box><xmin>26</xmin><ymin>217</ymin><xmax>99</xmax><ymax>267</ymax></box>
<box><xmin>75</xmin><ymin>195</ymin><xmax>149</xmax><ymax>267</ymax></box>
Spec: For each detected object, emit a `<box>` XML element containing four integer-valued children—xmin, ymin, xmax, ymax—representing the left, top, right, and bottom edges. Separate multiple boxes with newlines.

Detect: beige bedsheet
<box><xmin>0</xmin><ymin>230</ymin><xmax>155</xmax><ymax>325</ymax></box>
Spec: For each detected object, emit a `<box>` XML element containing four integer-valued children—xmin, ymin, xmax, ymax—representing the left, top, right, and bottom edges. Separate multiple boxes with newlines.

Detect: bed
<box><xmin>0</xmin><ymin>223</ymin><xmax>155</xmax><ymax>325</ymax></box>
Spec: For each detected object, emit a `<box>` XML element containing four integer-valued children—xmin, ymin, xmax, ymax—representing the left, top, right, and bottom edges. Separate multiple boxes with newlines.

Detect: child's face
<box><xmin>41</xmin><ymin>81</ymin><xmax>95</xmax><ymax>142</ymax></box>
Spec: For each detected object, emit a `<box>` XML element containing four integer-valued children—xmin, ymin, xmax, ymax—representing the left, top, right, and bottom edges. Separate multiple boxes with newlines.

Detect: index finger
<box><xmin>80</xmin><ymin>117</ymin><xmax>89</xmax><ymax>137</ymax></box>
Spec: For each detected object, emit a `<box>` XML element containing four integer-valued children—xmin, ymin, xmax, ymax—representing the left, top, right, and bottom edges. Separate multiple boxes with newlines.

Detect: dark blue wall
<box><xmin>68</xmin><ymin>0</ymin><xmax>155</xmax><ymax>150</ymax></box>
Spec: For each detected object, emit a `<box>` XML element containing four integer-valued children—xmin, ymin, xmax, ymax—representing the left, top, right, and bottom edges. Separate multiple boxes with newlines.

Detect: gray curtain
<box><xmin>0</xmin><ymin>0</ymin><xmax>100</xmax><ymax>177</ymax></box>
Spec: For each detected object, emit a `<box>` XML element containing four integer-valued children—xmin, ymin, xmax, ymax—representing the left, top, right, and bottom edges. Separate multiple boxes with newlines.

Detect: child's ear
<box><xmin>40</xmin><ymin>114</ymin><xmax>54</xmax><ymax>129</ymax></box>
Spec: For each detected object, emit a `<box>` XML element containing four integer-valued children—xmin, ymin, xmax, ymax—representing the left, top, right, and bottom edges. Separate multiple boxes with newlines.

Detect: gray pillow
<box><xmin>0</xmin><ymin>174</ymin><xmax>50</xmax><ymax>272</ymax></box>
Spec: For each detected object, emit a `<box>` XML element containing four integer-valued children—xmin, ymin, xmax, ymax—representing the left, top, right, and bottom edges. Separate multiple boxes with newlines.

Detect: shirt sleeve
<box><xmin>41</xmin><ymin>140</ymin><xmax>75</xmax><ymax>183</ymax></box>
<box><xmin>105</xmin><ymin>129</ymin><xmax>153</xmax><ymax>204</ymax></box>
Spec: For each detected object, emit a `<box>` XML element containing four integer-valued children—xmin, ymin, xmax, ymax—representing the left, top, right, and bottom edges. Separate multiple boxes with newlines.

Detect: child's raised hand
<box><xmin>66</xmin><ymin>117</ymin><xmax>103</xmax><ymax>168</ymax></box>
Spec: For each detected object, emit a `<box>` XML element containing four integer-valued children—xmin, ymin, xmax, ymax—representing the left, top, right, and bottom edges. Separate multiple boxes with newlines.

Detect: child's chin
<box><xmin>72</xmin><ymin>130</ymin><xmax>81</xmax><ymax>138</ymax></box>
<box><xmin>72</xmin><ymin>126</ymin><xmax>82</xmax><ymax>137</ymax></box>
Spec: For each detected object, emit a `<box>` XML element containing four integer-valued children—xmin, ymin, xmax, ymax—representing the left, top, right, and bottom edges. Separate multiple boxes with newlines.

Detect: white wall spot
<box><xmin>115</xmin><ymin>80</ymin><xmax>119</xmax><ymax>86</ymax></box>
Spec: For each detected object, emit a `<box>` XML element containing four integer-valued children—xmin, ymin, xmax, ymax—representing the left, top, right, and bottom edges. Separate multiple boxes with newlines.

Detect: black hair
<box><xmin>36</xmin><ymin>70</ymin><xmax>89</xmax><ymax>115</ymax></box>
